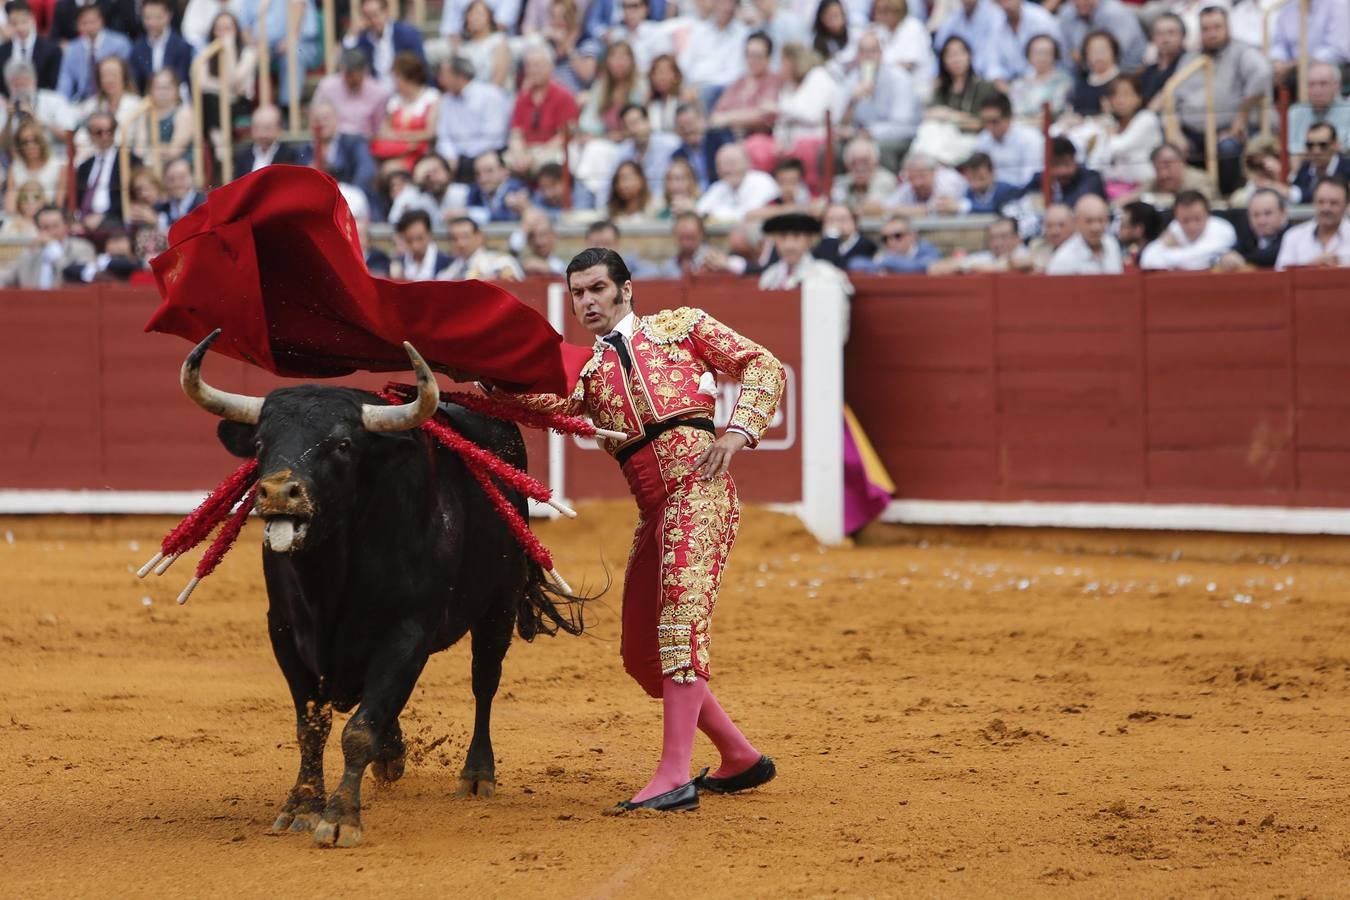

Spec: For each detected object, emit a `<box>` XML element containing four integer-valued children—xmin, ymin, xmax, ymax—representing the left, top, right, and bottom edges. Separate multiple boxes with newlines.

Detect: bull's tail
<box><xmin>515</xmin><ymin>562</ymin><xmax>607</xmax><ymax>640</ymax></box>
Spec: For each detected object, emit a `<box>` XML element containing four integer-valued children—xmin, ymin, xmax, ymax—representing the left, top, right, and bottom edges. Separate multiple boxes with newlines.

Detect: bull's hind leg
<box><xmin>314</xmin><ymin>620</ymin><xmax>428</xmax><ymax>849</ymax></box>
<box><xmin>457</xmin><ymin>600</ymin><xmax>514</xmax><ymax>798</ymax></box>
<box><xmin>268</xmin><ymin>615</ymin><xmax>332</xmax><ymax>834</ymax></box>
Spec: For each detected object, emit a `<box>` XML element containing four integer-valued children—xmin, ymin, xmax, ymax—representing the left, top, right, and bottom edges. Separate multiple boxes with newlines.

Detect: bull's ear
<box><xmin>217</xmin><ymin>420</ymin><xmax>257</xmax><ymax>458</ymax></box>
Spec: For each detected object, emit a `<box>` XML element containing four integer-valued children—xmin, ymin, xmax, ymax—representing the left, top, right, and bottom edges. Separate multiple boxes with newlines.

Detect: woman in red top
<box><xmin>370</xmin><ymin>52</ymin><xmax>441</xmax><ymax>169</ymax></box>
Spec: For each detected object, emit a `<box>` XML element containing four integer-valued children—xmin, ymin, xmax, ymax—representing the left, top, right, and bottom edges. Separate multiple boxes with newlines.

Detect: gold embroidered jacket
<box><xmin>509</xmin><ymin>307</ymin><xmax>786</xmax><ymax>457</ymax></box>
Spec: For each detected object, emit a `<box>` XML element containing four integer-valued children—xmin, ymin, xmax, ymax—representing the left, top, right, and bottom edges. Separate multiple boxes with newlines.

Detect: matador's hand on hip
<box><xmin>695</xmin><ymin>431</ymin><xmax>749</xmax><ymax>481</ymax></box>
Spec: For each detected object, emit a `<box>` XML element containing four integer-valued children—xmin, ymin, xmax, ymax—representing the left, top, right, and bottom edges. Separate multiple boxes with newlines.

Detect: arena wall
<box><xmin>2</xmin><ymin>270</ymin><xmax>1348</xmax><ymax>532</ymax></box>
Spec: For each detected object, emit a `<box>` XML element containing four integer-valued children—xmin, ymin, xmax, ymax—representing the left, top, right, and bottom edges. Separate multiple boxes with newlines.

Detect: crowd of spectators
<box><xmin>0</xmin><ymin>0</ymin><xmax>1347</xmax><ymax>288</ymax></box>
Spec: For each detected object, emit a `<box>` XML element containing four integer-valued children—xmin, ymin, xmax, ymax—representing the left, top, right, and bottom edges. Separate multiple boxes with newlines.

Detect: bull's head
<box><xmin>181</xmin><ymin>329</ymin><xmax>440</xmax><ymax>553</ymax></box>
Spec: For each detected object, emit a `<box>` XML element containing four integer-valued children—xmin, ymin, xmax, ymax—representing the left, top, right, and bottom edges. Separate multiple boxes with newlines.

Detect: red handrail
<box><xmin>560</xmin><ymin>121</ymin><xmax>573</xmax><ymax>211</ymax></box>
<box><xmin>1040</xmin><ymin>102</ymin><xmax>1052</xmax><ymax>207</ymax></box>
<box><xmin>63</xmin><ymin>131</ymin><xmax>77</xmax><ymax>215</ymax></box>
<box><xmin>822</xmin><ymin>109</ymin><xmax>835</xmax><ymax>199</ymax></box>
<box><xmin>1277</xmin><ymin>84</ymin><xmax>1292</xmax><ymax>183</ymax></box>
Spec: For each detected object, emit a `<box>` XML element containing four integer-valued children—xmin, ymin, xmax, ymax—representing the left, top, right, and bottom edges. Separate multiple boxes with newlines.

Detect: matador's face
<box><xmin>568</xmin><ymin>264</ymin><xmax>633</xmax><ymax>337</ymax></box>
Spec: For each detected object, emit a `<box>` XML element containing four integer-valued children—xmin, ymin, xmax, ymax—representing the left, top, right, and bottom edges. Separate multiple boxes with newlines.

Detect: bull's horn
<box><xmin>361</xmin><ymin>342</ymin><xmax>439</xmax><ymax>432</ymax></box>
<box><xmin>181</xmin><ymin>329</ymin><xmax>263</xmax><ymax>424</ymax></box>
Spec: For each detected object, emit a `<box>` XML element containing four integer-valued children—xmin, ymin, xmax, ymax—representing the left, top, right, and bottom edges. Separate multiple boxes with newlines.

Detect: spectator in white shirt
<box><xmin>607</xmin><ymin>0</ymin><xmax>671</xmax><ymax>72</ymax></box>
<box><xmin>886</xmin><ymin>152</ymin><xmax>969</xmax><ymax>216</ymax></box>
<box><xmin>1087</xmin><ymin>75</ymin><xmax>1163</xmax><ymax>193</ymax></box>
<box><xmin>695</xmin><ymin>141</ymin><xmax>780</xmax><ymax>222</ymax></box>
<box><xmin>835</xmin><ymin>31</ymin><xmax>920</xmax><ymax>171</ymax></box>
<box><xmin>1275</xmin><ymin>177</ymin><xmax>1350</xmax><ymax>271</ymax></box>
<box><xmin>870</xmin><ymin>0</ymin><xmax>934</xmax><ymax>92</ymax></box>
<box><xmin>678</xmin><ymin>0</ymin><xmax>749</xmax><ymax>109</ymax></box>
<box><xmin>440</xmin><ymin>215</ymin><xmax>524</xmax><ymax>281</ymax></box>
<box><xmin>435</xmin><ymin>56</ymin><xmax>511</xmax><ymax>181</ymax></box>
<box><xmin>1139</xmin><ymin>189</ymin><xmax>1237</xmax><ymax>270</ymax></box>
<box><xmin>1046</xmin><ymin>193</ymin><xmax>1123</xmax><ymax>274</ymax></box>
<box><xmin>972</xmin><ymin>90</ymin><xmax>1043</xmax><ymax>185</ymax></box>
<box><xmin>772</xmin><ymin>44</ymin><xmax>839</xmax><ymax>194</ymax></box>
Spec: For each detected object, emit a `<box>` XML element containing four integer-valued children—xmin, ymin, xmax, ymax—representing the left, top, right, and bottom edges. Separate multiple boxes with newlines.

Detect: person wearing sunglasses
<box><xmin>5</xmin><ymin>119</ymin><xmax>63</xmax><ymax>212</ymax></box>
<box><xmin>75</xmin><ymin>110</ymin><xmax>142</xmax><ymax>232</ymax></box>
<box><xmin>1285</xmin><ymin>62</ymin><xmax>1350</xmax><ymax>160</ymax></box>
<box><xmin>870</xmin><ymin>214</ymin><xmax>941</xmax><ymax>274</ymax></box>
<box><xmin>1292</xmin><ymin>123</ymin><xmax>1350</xmax><ymax>206</ymax></box>
<box><xmin>1</xmin><ymin>178</ymin><xmax>46</xmax><ymax>237</ymax></box>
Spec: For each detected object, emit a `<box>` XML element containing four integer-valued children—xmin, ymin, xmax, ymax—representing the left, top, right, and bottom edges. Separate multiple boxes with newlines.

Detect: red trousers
<box><xmin>618</xmin><ymin>429</ymin><xmax>740</xmax><ymax>698</ymax></box>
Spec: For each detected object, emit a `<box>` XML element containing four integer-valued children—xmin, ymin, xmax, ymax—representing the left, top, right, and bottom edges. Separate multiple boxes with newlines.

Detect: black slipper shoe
<box><xmin>603</xmin><ymin>773</ymin><xmax>703</xmax><ymax>815</ymax></box>
<box><xmin>694</xmin><ymin>756</ymin><xmax>776</xmax><ymax>794</ymax></box>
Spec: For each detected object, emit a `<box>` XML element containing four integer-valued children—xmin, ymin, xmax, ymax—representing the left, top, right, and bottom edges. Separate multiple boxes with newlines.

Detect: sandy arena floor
<box><xmin>1</xmin><ymin>505</ymin><xmax>1348</xmax><ymax>898</ymax></box>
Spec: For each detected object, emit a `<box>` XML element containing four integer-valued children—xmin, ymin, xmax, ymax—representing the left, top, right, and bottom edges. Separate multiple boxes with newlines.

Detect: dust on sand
<box><xmin>1</xmin><ymin>506</ymin><xmax>1348</xmax><ymax>898</ymax></box>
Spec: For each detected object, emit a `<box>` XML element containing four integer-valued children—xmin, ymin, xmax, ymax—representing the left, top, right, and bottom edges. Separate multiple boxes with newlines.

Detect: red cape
<box><xmin>146</xmin><ymin>166</ymin><xmax>591</xmax><ymax>395</ymax></box>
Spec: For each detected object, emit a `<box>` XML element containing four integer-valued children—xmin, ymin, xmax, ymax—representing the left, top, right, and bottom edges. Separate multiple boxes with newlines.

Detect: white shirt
<box><xmin>678</xmin><ymin>17</ymin><xmax>749</xmax><ymax>89</ymax></box>
<box><xmin>695</xmin><ymin>169</ymin><xmax>779</xmax><ymax>222</ymax></box>
<box><xmin>1274</xmin><ymin>218</ymin><xmax>1350</xmax><ymax>271</ymax></box>
<box><xmin>1139</xmin><ymin>217</ymin><xmax>1238</xmax><ymax>271</ymax></box>
<box><xmin>609</xmin><ymin>21</ymin><xmax>673</xmax><ymax>72</ymax></box>
<box><xmin>974</xmin><ymin>121</ymin><xmax>1045</xmax><ymax>187</ymax></box>
<box><xmin>147</xmin><ymin>31</ymin><xmax>169</xmax><ymax>73</ymax></box>
<box><xmin>439</xmin><ymin>246</ymin><xmax>524</xmax><ymax>281</ymax></box>
<box><xmin>373</xmin><ymin>25</ymin><xmax>395</xmax><ymax>82</ymax></box>
<box><xmin>885</xmin><ymin>166</ymin><xmax>968</xmax><ymax>210</ymax></box>
<box><xmin>403</xmin><ymin>247</ymin><xmax>443</xmax><ymax>280</ymax></box>
<box><xmin>13</xmin><ymin>32</ymin><xmax>35</xmax><ymax>63</ymax></box>
<box><xmin>1046</xmin><ymin>232</ymin><xmax>1124</xmax><ymax>275</ymax></box>
<box><xmin>88</xmin><ymin>147</ymin><xmax>117</xmax><ymax>215</ymax></box>
<box><xmin>876</xmin><ymin>17</ymin><xmax>935</xmax><ymax>83</ymax></box>
<box><xmin>251</xmin><ymin>141</ymin><xmax>280</xmax><ymax>172</ymax></box>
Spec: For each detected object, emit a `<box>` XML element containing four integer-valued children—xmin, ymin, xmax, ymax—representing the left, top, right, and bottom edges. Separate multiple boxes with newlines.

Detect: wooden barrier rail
<box><xmin>286</xmin><ymin>0</ymin><xmax>303</xmax><ymax>135</ymax></box>
<box><xmin>119</xmin><ymin>97</ymin><xmax>158</xmax><ymax>215</ymax></box>
<box><xmin>1158</xmin><ymin>54</ymin><xmax>1218</xmax><ymax>189</ymax></box>
<box><xmin>191</xmin><ymin>37</ymin><xmax>235</xmax><ymax>187</ymax></box>
<box><xmin>257</xmin><ymin>0</ymin><xmax>274</xmax><ymax>108</ymax></box>
<box><xmin>1260</xmin><ymin>0</ymin><xmax>1308</xmax><ymax>138</ymax></box>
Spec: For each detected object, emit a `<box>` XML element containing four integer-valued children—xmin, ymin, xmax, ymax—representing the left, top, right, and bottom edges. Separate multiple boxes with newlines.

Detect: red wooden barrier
<box><xmin>0</xmin><ymin>278</ymin><xmax>805</xmax><ymax>506</ymax></box>
<box><xmin>846</xmin><ymin>269</ymin><xmax>1350</xmax><ymax>509</ymax></box>
<box><xmin>4</xmin><ymin>272</ymin><xmax>1349</xmax><ymax>512</ymax></box>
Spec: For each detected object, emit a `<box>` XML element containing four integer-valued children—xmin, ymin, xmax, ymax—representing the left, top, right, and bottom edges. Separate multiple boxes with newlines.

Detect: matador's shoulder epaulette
<box><xmin>640</xmin><ymin>307</ymin><xmax>707</xmax><ymax>345</ymax></box>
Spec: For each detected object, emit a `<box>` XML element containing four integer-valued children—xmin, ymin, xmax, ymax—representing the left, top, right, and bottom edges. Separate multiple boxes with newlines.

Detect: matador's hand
<box><xmin>695</xmin><ymin>431</ymin><xmax>749</xmax><ymax>481</ymax></box>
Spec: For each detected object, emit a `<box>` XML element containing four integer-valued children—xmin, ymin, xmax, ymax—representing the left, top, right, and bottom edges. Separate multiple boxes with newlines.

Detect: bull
<box><xmin>179</xmin><ymin>331</ymin><xmax>583</xmax><ymax>847</ymax></box>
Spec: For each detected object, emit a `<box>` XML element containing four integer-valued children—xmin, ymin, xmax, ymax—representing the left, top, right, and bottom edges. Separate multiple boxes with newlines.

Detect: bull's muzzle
<box><xmin>257</xmin><ymin>470</ymin><xmax>314</xmax><ymax>553</ymax></box>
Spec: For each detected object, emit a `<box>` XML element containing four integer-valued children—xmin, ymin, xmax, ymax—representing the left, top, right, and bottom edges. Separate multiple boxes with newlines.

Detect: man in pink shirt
<box><xmin>310</xmin><ymin>49</ymin><xmax>391</xmax><ymax>140</ymax></box>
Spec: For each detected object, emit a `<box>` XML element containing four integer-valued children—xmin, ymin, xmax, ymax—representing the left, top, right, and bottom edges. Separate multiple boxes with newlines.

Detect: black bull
<box><xmin>181</xmin><ymin>332</ymin><xmax>584</xmax><ymax>847</ymax></box>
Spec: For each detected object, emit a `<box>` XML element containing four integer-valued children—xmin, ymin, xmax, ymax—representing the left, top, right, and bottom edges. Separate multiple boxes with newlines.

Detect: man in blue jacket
<box><xmin>343</xmin><ymin>0</ymin><xmax>425</xmax><ymax>86</ymax></box>
<box><xmin>129</xmin><ymin>0</ymin><xmax>192</xmax><ymax>93</ymax></box>
<box><xmin>56</xmin><ymin>4</ymin><xmax>131</xmax><ymax>102</ymax></box>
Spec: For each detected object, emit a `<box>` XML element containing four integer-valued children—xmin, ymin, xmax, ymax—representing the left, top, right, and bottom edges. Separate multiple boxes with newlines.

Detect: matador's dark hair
<box><xmin>566</xmin><ymin>247</ymin><xmax>632</xmax><ymax>291</ymax></box>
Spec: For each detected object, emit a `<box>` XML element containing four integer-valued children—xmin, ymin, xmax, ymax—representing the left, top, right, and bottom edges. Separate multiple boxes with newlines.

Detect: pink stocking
<box><xmin>631</xmin><ymin>676</ymin><xmax>707</xmax><ymax>803</ymax></box>
<box><xmin>698</xmin><ymin>689</ymin><xmax>762</xmax><ymax>778</ymax></box>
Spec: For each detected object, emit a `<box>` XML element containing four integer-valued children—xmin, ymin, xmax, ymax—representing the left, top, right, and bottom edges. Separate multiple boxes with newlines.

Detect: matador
<box><xmin>499</xmin><ymin>247</ymin><xmax>787</xmax><ymax>812</ymax></box>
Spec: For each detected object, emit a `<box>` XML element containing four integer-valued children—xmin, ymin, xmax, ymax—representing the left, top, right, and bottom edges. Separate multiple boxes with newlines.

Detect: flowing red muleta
<box><xmin>145</xmin><ymin>165</ymin><xmax>591</xmax><ymax>395</ymax></box>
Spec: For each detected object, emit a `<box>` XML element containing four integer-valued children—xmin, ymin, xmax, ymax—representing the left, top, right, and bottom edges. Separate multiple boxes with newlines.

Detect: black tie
<box><xmin>602</xmin><ymin>333</ymin><xmax>632</xmax><ymax>375</ymax></box>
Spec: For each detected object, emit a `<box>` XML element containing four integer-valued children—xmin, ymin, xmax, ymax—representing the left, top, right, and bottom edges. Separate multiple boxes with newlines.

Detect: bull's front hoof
<box><xmin>313</xmin><ymin>818</ymin><xmax>363</xmax><ymax>848</ymax></box>
<box><xmin>455</xmin><ymin>775</ymin><xmax>497</xmax><ymax>799</ymax></box>
<box><xmin>272</xmin><ymin>811</ymin><xmax>322</xmax><ymax>833</ymax></box>
<box><xmin>370</xmin><ymin>753</ymin><xmax>406</xmax><ymax>784</ymax></box>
